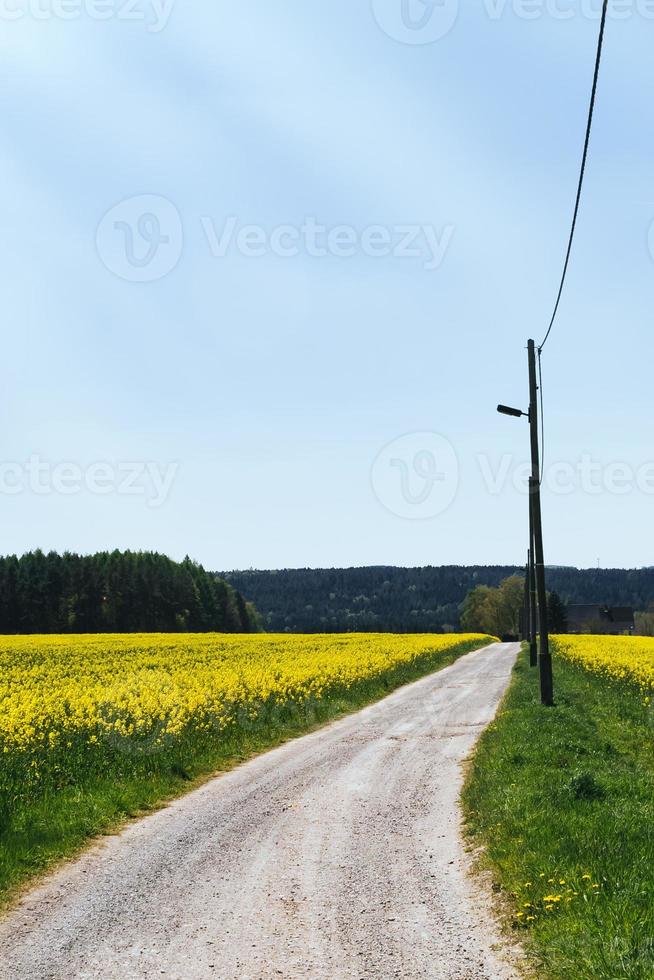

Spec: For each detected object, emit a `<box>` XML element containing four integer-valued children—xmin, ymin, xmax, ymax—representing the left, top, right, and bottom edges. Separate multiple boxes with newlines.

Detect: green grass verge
<box><xmin>463</xmin><ymin>646</ymin><xmax>654</xmax><ymax>980</ymax></box>
<box><xmin>1</xmin><ymin>635</ymin><xmax>491</xmax><ymax>908</ymax></box>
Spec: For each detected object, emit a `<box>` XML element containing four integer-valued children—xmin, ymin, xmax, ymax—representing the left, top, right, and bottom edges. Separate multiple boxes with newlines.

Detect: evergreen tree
<box><xmin>0</xmin><ymin>550</ymin><xmax>259</xmax><ymax>635</ymax></box>
<box><xmin>547</xmin><ymin>591</ymin><xmax>568</xmax><ymax>633</ymax></box>
<box><xmin>223</xmin><ymin>565</ymin><xmax>652</xmax><ymax>635</ymax></box>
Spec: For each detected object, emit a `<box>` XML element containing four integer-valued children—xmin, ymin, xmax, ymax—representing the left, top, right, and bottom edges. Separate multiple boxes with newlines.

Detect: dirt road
<box><xmin>0</xmin><ymin>641</ymin><xmax>519</xmax><ymax>980</ymax></box>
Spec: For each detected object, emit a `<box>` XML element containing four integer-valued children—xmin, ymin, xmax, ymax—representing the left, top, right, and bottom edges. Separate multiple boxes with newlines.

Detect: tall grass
<box><xmin>464</xmin><ymin>649</ymin><xmax>654</xmax><ymax>979</ymax></box>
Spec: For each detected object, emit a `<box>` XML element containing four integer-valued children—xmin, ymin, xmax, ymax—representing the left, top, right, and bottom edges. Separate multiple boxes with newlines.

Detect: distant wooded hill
<box><xmin>0</xmin><ymin>550</ymin><xmax>260</xmax><ymax>634</ymax></box>
<box><xmin>221</xmin><ymin>566</ymin><xmax>654</xmax><ymax>634</ymax></box>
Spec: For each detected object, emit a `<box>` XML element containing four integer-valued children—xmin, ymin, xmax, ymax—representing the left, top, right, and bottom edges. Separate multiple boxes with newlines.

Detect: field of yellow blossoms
<box><xmin>0</xmin><ymin>632</ymin><xmax>491</xmax><ymax>821</ymax></box>
<box><xmin>553</xmin><ymin>634</ymin><xmax>654</xmax><ymax>693</ymax></box>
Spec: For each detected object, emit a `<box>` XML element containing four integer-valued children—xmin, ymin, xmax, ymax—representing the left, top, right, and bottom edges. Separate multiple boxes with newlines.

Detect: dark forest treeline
<box><xmin>0</xmin><ymin>550</ymin><xmax>260</xmax><ymax>634</ymax></box>
<box><xmin>223</xmin><ymin>565</ymin><xmax>654</xmax><ymax>634</ymax></box>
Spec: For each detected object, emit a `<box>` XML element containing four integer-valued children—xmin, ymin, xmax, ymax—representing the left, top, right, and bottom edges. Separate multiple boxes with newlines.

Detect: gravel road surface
<box><xmin>0</xmin><ymin>641</ymin><xmax>519</xmax><ymax>980</ymax></box>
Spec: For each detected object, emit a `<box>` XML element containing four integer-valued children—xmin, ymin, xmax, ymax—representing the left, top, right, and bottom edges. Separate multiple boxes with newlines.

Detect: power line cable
<box><xmin>539</xmin><ymin>0</ymin><xmax>609</xmax><ymax>353</ymax></box>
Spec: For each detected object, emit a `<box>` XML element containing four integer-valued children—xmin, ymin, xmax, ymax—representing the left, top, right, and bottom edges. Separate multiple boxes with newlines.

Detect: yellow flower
<box><xmin>552</xmin><ymin>635</ymin><xmax>654</xmax><ymax>696</ymax></box>
<box><xmin>0</xmin><ymin>632</ymin><xmax>492</xmax><ymax>809</ymax></box>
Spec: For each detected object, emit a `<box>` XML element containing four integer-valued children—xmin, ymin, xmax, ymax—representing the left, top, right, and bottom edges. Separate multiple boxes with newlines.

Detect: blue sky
<box><xmin>1</xmin><ymin>0</ymin><xmax>652</xmax><ymax>570</ymax></box>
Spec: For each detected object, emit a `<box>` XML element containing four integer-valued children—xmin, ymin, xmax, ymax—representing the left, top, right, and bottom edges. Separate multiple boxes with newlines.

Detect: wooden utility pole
<box><xmin>527</xmin><ymin>340</ymin><xmax>554</xmax><ymax>706</ymax></box>
<box><xmin>522</xmin><ymin>555</ymin><xmax>529</xmax><ymax>643</ymax></box>
<box><xmin>528</xmin><ymin>498</ymin><xmax>538</xmax><ymax>667</ymax></box>
<box><xmin>528</xmin><ymin>546</ymin><xmax>537</xmax><ymax>667</ymax></box>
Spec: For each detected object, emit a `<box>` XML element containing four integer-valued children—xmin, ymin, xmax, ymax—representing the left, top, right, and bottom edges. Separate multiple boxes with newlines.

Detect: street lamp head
<box><xmin>497</xmin><ymin>404</ymin><xmax>527</xmax><ymax>419</ymax></box>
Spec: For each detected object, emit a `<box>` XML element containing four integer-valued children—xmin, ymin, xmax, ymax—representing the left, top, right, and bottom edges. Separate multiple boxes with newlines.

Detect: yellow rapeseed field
<box><xmin>0</xmin><ymin>632</ymin><xmax>491</xmax><ymax>815</ymax></box>
<box><xmin>553</xmin><ymin>634</ymin><xmax>654</xmax><ymax>693</ymax></box>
